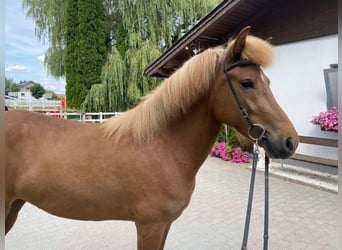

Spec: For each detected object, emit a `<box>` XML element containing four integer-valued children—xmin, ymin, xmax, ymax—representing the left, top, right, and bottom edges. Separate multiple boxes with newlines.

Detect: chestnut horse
<box><xmin>5</xmin><ymin>27</ymin><xmax>298</xmax><ymax>249</ymax></box>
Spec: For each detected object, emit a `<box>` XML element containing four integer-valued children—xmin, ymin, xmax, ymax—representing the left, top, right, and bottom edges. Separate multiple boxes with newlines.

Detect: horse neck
<box><xmin>162</xmin><ymin>97</ymin><xmax>221</xmax><ymax>178</ymax></box>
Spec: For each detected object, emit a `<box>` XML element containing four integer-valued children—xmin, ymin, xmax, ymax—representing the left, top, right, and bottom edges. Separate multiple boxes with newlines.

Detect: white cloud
<box><xmin>5</xmin><ymin>2</ymin><xmax>65</xmax><ymax>94</ymax></box>
<box><xmin>5</xmin><ymin>65</ymin><xmax>29</xmax><ymax>72</ymax></box>
<box><xmin>37</xmin><ymin>54</ymin><xmax>45</xmax><ymax>63</ymax></box>
<box><xmin>41</xmin><ymin>78</ymin><xmax>66</xmax><ymax>94</ymax></box>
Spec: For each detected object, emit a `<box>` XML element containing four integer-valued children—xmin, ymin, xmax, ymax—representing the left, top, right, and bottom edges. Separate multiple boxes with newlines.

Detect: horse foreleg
<box><xmin>5</xmin><ymin>199</ymin><xmax>25</xmax><ymax>235</ymax></box>
<box><xmin>159</xmin><ymin>222</ymin><xmax>172</xmax><ymax>249</ymax></box>
<box><xmin>135</xmin><ymin>222</ymin><xmax>171</xmax><ymax>250</ymax></box>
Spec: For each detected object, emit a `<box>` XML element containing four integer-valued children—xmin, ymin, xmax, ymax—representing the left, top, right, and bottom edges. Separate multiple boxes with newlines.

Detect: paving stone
<box><xmin>5</xmin><ymin>157</ymin><xmax>338</xmax><ymax>250</ymax></box>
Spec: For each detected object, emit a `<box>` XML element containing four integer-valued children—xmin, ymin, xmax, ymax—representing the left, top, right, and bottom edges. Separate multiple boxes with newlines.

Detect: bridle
<box><xmin>224</xmin><ymin>59</ymin><xmax>270</xmax><ymax>250</ymax></box>
<box><xmin>224</xmin><ymin>60</ymin><xmax>265</xmax><ymax>137</ymax></box>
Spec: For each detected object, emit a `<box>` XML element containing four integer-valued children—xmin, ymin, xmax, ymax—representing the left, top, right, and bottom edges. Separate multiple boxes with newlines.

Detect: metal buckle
<box><xmin>248</xmin><ymin>123</ymin><xmax>266</xmax><ymax>142</ymax></box>
<box><xmin>240</xmin><ymin>108</ymin><xmax>249</xmax><ymax>119</ymax></box>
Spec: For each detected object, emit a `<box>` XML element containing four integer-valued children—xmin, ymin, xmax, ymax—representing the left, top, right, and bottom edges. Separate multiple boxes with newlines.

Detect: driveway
<box><xmin>5</xmin><ymin>157</ymin><xmax>338</xmax><ymax>249</ymax></box>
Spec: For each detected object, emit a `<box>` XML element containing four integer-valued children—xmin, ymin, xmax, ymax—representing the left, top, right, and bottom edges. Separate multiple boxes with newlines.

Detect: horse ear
<box><xmin>227</xmin><ymin>26</ymin><xmax>251</xmax><ymax>61</ymax></box>
<box><xmin>266</xmin><ymin>36</ymin><xmax>273</xmax><ymax>43</ymax></box>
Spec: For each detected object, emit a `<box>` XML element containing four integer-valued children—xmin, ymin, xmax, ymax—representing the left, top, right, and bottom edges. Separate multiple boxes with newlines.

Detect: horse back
<box><xmin>6</xmin><ymin>110</ymin><xmax>96</xmax><ymax>150</ymax></box>
<box><xmin>5</xmin><ymin>110</ymin><xmax>102</xmax><ymax>194</ymax></box>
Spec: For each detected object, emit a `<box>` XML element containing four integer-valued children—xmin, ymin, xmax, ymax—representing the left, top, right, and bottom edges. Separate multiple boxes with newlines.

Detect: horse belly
<box><xmin>19</xmin><ymin>172</ymin><xmax>190</xmax><ymax>223</ymax></box>
<box><xmin>13</xmin><ymin>157</ymin><xmax>136</xmax><ymax>221</ymax></box>
<box><xmin>19</xmin><ymin>177</ymin><xmax>134</xmax><ymax>221</ymax></box>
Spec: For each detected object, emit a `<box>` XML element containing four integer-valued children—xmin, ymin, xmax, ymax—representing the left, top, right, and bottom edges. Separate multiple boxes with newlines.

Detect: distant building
<box><xmin>19</xmin><ymin>80</ymin><xmax>35</xmax><ymax>93</ymax></box>
<box><xmin>8</xmin><ymin>81</ymin><xmax>36</xmax><ymax>100</ymax></box>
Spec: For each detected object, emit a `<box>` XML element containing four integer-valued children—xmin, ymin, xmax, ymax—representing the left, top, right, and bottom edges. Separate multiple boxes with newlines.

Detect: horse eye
<box><xmin>241</xmin><ymin>81</ymin><xmax>254</xmax><ymax>89</ymax></box>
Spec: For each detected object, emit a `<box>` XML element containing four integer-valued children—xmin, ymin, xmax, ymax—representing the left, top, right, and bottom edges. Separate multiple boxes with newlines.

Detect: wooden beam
<box><xmin>298</xmin><ymin>135</ymin><xmax>338</xmax><ymax>147</ymax></box>
<box><xmin>291</xmin><ymin>135</ymin><xmax>338</xmax><ymax>167</ymax></box>
<box><xmin>291</xmin><ymin>153</ymin><xmax>338</xmax><ymax>168</ymax></box>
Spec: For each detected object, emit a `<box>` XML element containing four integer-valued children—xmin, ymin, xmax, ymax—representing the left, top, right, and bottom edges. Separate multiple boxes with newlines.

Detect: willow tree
<box><xmin>23</xmin><ymin>0</ymin><xmax>220</xmax><ymax>111</ymax></box>
<box><xmin>22</xmin><ymin>0</ymin><xmax>67</xmax><ymax>78</ymax></box>
<box><xmin>82</xmin><ymin>0</ymin><xmax>220</xmax><ymax>112</ymax></box>
<box><xmin>119</xmin><ymin>0</ymin><xmax>219</xmax><ymax>49</ymax></box>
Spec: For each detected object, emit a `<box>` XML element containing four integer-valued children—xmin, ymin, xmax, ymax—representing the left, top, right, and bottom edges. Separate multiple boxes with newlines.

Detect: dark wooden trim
<box><xmin>298</xmin><ymin>135</ymin><xmax>338</xmax><ymax>147</ymax></box>
<box><xmin>291</xmin><ymin>154</ymin><xmax>338</xmax><ymax>168</ymax></box>
<box><xmin>144</xmin><ymin>0</ymin><xmax>337</xmax><ymax>77</ymax></box>
<box><xmin>291</xmin><ymin>135</ymin><xmax>338</xmax><ymax>167</ymax></box>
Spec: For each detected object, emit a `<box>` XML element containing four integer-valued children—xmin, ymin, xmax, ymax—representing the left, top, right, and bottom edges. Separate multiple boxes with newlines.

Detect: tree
<box><xmin>23</xmin><ymin>0</ymin><xmax>220</xmax><ymax>111</ymax></box>
<box><xmin>65</xmin><ymin>0</ymin><xmax>107</xmax><ymax>108</ymax></box>
<box><xmin>64</xmin><ymin>0</ymin><xmax>82</xmax><ymax>108</ymax></box>
<box><xmin>22</xmin><ymin>0</ymin><xmax>67</xmax><ymax>78</ymax></box>
<box><xmin>45</xmin><ymin>90</ymin><xmax>60</xmax><ymax>100</ymax></box>
<box><xmin>10</xmin><ymin>82</ymin><xmax>20</xmax><ymax>92</ymax></box>
<box><xmin>9</xmin><ymin>83</ymin><xmax>20</xmax><ymax>92</ymax></box>
<box><xmin>82</xmin><ymin>0</ymin><xmax>220</xmax><ymax>112</ymax></box>
<box><xmin>30</xmin><ymin>83</ymin><xmax>46</xmax><ymax>99</ymax></box>
<box><xmin>118</xmin><ymin>0</ymin><xmax>219</xmax><ymax>49</ymax></box>
<box><xmin>5</xmin><ymin>77</ymin><xmax>17</xmax><ymax>95</ymax></box>
<box><xmin>22</xmin><ymin>0</ymin><xmax>118</xmax><ymax>79</ymax></box>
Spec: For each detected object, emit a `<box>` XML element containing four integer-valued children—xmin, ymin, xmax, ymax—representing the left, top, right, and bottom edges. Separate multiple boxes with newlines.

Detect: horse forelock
<box><xmin>102</xmin><ymin>47</ymin><xmax>224</xmax><ymax>143</ymax></box>
<box><xmin>228</xmin><ymin>35</ymin><xmax>274</xmax><ymax>68</ymax></box>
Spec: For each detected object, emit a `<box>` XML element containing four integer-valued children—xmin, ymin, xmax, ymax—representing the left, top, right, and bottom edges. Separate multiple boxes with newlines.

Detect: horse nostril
<box><xmin>285</xmin><ymin>137</ymin><xmax>295</xmax><ymax>152</ymax></box>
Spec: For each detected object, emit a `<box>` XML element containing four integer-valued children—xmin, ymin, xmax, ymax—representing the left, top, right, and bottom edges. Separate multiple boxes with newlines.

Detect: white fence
<box><xmin>5</xmin><ymin>95</ymin><xmax>61</xmax><ymax>110</ymax></box>
<box><xmin>58</xmin><ymin>112</ymin><xmax>123</xmax><ymax>123</ymax></box>
<box><xmin>40</xmin><ymin>110</ymin><xmax>122</xmax><ymax>123</ymax></box>
<box><xmin>5</xmin><ymin>96</ymin><xmax>122</xmax><ymax>123</ymax></box>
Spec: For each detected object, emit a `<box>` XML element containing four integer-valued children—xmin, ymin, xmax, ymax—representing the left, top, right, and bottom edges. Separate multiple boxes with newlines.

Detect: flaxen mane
<box><xmin>102</xmin><ymin>35</ymin><xmax>273</xmax><ymax>143</ymax></box>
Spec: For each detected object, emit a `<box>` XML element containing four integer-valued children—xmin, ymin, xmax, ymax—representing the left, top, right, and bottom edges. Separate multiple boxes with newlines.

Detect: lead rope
<box><xmin>223</xmin><ymin>59</ymin><xmax>269</xmax><ymax>249</ymax></box>
<box><xmin>264</xmin><ymin>155</ymin><xmax>269</xmax><ymax>250</ymax></box>
<box><xmin>241</xmin><ymin>139</ymin><xmax>270</xmax><ymax>250</ymax></box>
<box><xmin>241</xmin><ymin>141</ymin><xmax>259</xmax><ymax>250</ymax></box>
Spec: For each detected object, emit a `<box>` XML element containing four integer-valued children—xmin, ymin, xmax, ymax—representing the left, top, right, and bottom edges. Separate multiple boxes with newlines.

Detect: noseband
<box><xmin>224</xmin><ymin>59</ymin><xmax>269</xmax><ymax>250</ymax></box>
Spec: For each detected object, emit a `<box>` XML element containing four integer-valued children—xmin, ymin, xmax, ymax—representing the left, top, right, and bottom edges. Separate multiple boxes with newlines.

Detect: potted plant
<box><xmin>311</xmin><ymin>107</ymin><xmax>338</xmax><ymax>132</ymax></box>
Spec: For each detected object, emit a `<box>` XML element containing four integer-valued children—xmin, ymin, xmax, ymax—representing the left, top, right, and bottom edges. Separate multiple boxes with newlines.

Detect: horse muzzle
<box><xmin>260</xmin><ymin>133</ymin><xmax>298</xmax><ymax>159</ymax></box>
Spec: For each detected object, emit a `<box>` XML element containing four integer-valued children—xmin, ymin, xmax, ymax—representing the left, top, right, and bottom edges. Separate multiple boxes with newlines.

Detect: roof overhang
<box><xmin>144</xmin><ymin>0</ymin><xmax>337</xmax><ymax>78</ymax></box>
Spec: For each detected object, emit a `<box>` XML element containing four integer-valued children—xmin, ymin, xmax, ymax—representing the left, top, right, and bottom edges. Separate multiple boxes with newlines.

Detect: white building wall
<box><xmin>264</xmin><ymin>35</ymin><xmax>338</xmax><ymax>160</ymax></box>
<box><xmin>8</xmin><ymin>91</ymin><xmax>33</xmax><ymax>100</ymax></box>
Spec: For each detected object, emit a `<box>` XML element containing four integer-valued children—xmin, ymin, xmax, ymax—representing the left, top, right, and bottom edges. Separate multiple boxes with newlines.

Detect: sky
<box><xmin>5</xmin><ymin>1</ymin><xmax>66</xmax><ymax>94</ymax></box>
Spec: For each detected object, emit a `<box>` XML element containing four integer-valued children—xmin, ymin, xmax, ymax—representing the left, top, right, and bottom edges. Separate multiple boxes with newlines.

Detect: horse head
<box><xmin>210</xmin><ymin>26</ymin><xmax>299</xmax><ymax>159</ymax></box>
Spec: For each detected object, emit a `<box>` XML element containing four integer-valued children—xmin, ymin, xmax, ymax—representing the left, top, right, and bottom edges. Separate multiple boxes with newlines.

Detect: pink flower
<box><xmin>221</xmin><ymin>151</ymin><xmax>229</xmax><ymax>161</ymax></box>
<box><xmin>241</xmin><ymin>152</ymin><xmax>250</xmax><ymax>163</ymax></box>
<box><xmin>311</xmin><ymin>107</ymin><xmax>338</xmax><ymax>132</ymax></box>
<box><xmin>231</xmin><ymin>147</ymin><xmax>250</xmax><ymax>163</ymax></box>
<box><xmin>209</xmin><ymin>142</ymin><xmax>250</xmax><ymax>163</ymax></box>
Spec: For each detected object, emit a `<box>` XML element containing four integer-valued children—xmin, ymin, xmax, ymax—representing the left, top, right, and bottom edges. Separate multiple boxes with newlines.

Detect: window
<box><xmin>324</xmin><ymin>64</ymin><xmax>338</xmax><ymax>110</ymax></box>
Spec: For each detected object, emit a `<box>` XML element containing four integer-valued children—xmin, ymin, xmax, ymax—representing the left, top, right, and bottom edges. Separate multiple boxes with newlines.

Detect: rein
<box><xmin>224</xmin><ymin>60</ymin><xmax>270</xmax><ymax>250</ymax></box>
